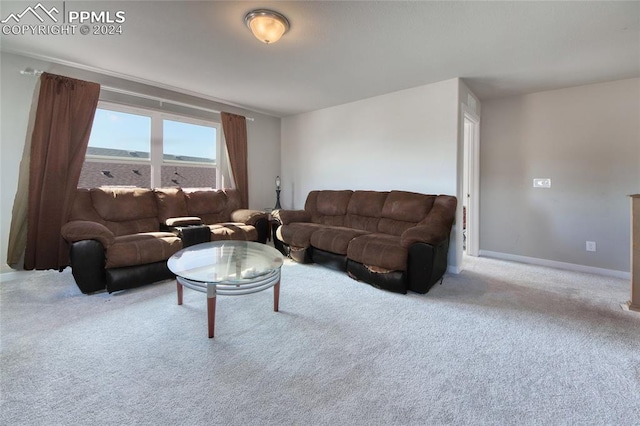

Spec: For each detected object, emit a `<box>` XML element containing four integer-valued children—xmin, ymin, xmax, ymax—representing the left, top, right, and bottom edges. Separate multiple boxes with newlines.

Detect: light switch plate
<box><xmin>533</xmin><ymin>178</ymin><xmax>551</xmax><ymax>188</ymax></box>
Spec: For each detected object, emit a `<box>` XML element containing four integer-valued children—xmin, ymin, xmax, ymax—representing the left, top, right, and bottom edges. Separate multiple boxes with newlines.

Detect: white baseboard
<box><xmin>478</xmin><ymin>250</ymin><xmax>631</xmax><ymax>280</ymax></box>
<box><xmin>0</xmin><ymin>270</ymin><xmax>26</xmax><ymax>283</ymax></box>
<box><xmin>447</xmin><ymin>265</ymin><xmax>461</xmax><ymax>274</ymax></box>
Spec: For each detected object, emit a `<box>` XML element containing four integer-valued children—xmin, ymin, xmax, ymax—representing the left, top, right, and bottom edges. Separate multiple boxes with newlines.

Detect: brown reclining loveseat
<box><xmin>273</xmin><ymin>190</ymin><xmax>456</xmax><ymax>294</ymax></box>
<box><xmin>61</xmin><ymin>187</ymin><xmax>268</xmax><ymax>294</ymax></box>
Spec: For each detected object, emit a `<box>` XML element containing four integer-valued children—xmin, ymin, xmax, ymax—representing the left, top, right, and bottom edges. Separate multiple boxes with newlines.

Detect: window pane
<box><xmin>87</xmin><ymin>109</ymin><xmax>151</xmax><ymax>159</ymax></box>
<box><xmin>78</xmin><ymin>162</ymin><xmax>151</xmax><ymax>188</ymax></box>
<box><xmin>163</xmin><ymin>119</ymin><xmax>216</xmax><ymax>163</ymax></box>
<box><xmin>161</xmin><ymin>165</ymin><xmax>216</xmax><ymax>189</ymax></box>
<box><xmin>79</xmin><ymin>108</ymin><xmax>152</xmax><ymax>188</ymax></box>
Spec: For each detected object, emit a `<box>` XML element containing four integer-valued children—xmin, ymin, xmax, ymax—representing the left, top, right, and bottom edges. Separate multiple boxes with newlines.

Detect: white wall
<box><xmin>281</xmin><ymin>78</ymin><xmax>462</xmax><ymax>269</ymax></box>
<box><xmin>480</xmin><ymin>78</ymin><xmax>640</xmax><ymax>274</ymax></box>
<box><xmin>0</xmin><ymin>52</ymin><xmax>281</xmax><ymax>273</ymax></box>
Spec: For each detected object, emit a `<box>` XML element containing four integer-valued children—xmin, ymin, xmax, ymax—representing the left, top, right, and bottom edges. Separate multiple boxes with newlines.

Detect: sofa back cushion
<box><xmin>378</xmin><ymin>191</ymin><xmax>436</xmax><ymax>236</ymax></box>
<box><xmin>69</xmin><ymin>189</ymin><xmax>105</xmax><ymax>224</ymax></box>
<box><xmin>345</xmin><ymin>191</ymin><xmax>388</xmax><ymax>232</ymax></box>
<box><xmin>223</xmin><ymin>189</ymin><xmax>242</xmax><ymax>213</ymax></box>
<box><xmin>154</xmin><ymin>188</ymin><xmax>189</xmax><ymax>223</ymax></box>
<box><xmin>305</xmin><ymin>190</ymin><xmax>353</xmax><ymax>226</ymax></box>
<box><xmin>90</xmin><ymin>188</ymin><xmax>159</xmax><ymax>236</ymax></box>
<box><xmin>184</xmin><ymin>189</ymin><xmax>234</xmax><ymax>224</ymax></box>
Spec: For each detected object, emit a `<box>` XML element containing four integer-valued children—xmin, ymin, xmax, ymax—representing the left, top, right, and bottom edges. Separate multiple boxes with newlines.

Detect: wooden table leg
<box><xmin>207</xmin><ymin>284</ymin><xmax>217</xmax><ymax>338</ymax></box>
<box><xmin>274</xmin><ymin>280</ymin><xmax>280</xmax><ymax>312</ymax></box>
<box><xmin>207</xmin><ymin>297</ymin><xmax>216</xmax><ymax>338</ymax></box>
<box><xmin>177</xmin><ymin>281</ymin><xmax>183</xmax><ymax>305</ymax></box>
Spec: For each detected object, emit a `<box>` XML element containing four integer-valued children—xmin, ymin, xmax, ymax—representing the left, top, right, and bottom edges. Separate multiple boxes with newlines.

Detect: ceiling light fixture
<box><xmin>244</xmin><ymin>9</ymin><xmax>290</xmax><ymax>44</ymax></box>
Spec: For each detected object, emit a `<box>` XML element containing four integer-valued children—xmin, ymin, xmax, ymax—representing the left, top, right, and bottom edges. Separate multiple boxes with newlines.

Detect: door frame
<box><xmin>462</xmin><ymin>108</ymin><xmax>480</xmax><ymax>257</ymax></box>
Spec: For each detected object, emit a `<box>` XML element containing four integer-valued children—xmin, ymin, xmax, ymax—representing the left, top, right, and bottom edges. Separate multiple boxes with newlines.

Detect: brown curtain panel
<box><xmin>23</xmin><ymin>73</ymin><xmax>100</xmax><ymax>270</ymax></box>
<box><xmin>221</xmin><ymin>112</ymin><xmax>249</xmax><ymax>208</ymax></box>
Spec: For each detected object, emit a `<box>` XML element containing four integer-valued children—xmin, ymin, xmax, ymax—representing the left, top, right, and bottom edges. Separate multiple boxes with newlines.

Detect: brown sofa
<box><xmin>61</xmin><ymin>187</ymin><xmax>268</xmax><ymax>294</ymax></box>
<box><xmin>273</xmin><ymin>190</ymin><xmax>456</xmax><ymax>294</ymax></box>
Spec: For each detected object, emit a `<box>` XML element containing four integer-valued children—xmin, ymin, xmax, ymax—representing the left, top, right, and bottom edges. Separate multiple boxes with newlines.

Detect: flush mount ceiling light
<box><xmin>244</xmin><ymin>9</ymin><xmax>290</xmax><ymax>44</ymax></box>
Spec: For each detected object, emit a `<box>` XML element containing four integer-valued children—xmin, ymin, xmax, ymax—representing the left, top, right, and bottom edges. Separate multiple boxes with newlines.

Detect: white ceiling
<box><xmin>1</xmin><ymin>1</ymin><xmax>639</xmax><ymax>117</ymax></box>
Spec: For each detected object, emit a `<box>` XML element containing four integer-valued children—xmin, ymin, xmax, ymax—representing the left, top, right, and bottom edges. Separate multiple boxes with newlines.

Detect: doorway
<box><xmin>463</xmin><ymin>111</ymin><xmax>480</xmax><ymax>256</ymax></box>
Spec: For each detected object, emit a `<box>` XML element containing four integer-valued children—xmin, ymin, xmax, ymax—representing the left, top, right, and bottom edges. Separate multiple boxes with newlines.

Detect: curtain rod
<box><xmin>20</xmin><ymin>68</ymin><xmax>255</xmax><ymax>121</ymax></box>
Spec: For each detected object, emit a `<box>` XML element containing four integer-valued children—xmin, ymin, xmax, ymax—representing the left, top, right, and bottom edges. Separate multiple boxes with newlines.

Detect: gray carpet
<box><xmin>1</xmin><ymin>256</ymin><xmax>639</xmax><ymax>425</ymax></box>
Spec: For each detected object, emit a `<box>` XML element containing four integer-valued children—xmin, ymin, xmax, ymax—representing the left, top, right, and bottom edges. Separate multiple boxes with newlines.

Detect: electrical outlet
<box><xmin>586</xmin><ymin>241</ymin><xmax>596</xmax><ymax>252</ymax></box>
<box><xmin>533</xmin><ymin>178</ymin><xmax>551</xmax><ymax>188</ymax></box>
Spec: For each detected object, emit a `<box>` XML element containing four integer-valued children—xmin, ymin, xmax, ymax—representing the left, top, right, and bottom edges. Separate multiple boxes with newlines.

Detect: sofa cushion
<box><xmin>305</xmin><ymin>190</ymin><xmax>353</xmax><ymax>226</ymax></box>
<box><xmin>184</xmin><ymin>190</ymin><xmax>227</xmax><ymax>214</ymax></box>
<box><xmin>208</xmin><ymin>223</ymin><xmax>258</xmax><ymax>241</ymax></box>
<box><xmin>378</xmin><ymin>191</ymin><xmax>436</xmax><ymax>236</ymax></box>
<box><xmin>154</xmin><ymin>188</ymin><xmax>189</xmax><ymax>224</ymax></box>
<box><xmin>223</xmin><ymin>189</ymin><xmax>242</xmax><ymax>212</ymax></box>
<box><xmin>347</xmin><ymin>233</ymin><xmax>408</xmax><ymax>272</ymax></box>
<box><xmin>377</xmin><ymin>218</ymin><xmax>419</xmax><ymax>237</ymax></box>
<box><xmin>103</xmin><ymin>218</ymin><xmax>161</xmax><ymax>238</ymax></box>
<box><xmin>105</xmin><ymin>232</ymin><xmax>182</xmax><ymax>268</ymax></box>
<box><xmin>91</xmin><ymin>188</ymin><xmax>158</xmax><ymax>222</ymax></box>
<box><xmin>381</xmin><ymin>191</ymin><xmax>435</xmax><ymax>222</ymax></box>
<box><xmin>276</xmin><ymin>222</ymin><xmax>324</xmax><ymax>248</ymax></box>
<box><xmin>89</xmin><ymin>188</ymin><xmax>160</xmax><ymax>236</ymax></box>
<box><xmin>348</xmin><ymin>191</ymin><xmax>389</xmax><ymax>217</ymax></box>
<box><xmin>316</xmin><ymin>190</ymin><xmax>352</xmax><ymax>216</ymax></box>
<box><xmin>345</xmin><ymin>191</ymin><xmax>388</xmax><ymax>232</ymax></box>
<box><xmin>69</xmin><ymin>189</ymin><xmax>104</xmax><ymax>223</ymax></box>
<box><xmin>184</xmin><ymin>190</ymin><xmax>227</xmax><ymax>224</ymax></box>
<box><xmin>310</xmin><ymin>226</ymin><xmax>370</xmax><ymax>255</ymax></box>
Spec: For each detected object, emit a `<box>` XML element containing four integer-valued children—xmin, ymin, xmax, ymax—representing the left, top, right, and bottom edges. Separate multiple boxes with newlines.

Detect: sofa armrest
<box><xmin>401</xmin><ymin>225</ymin><xmax>450</xmax><ymax>248</ymax></box>
<box><xmin>272</xmin><ymin>209</ymin><xmax>311</xmax><ymax>225</ymax></box>
<box><xmin>61</xmin><ymin>221</ymin><xmax>115</xmax><ymax>248</ymax></box>
<box><xmin>173</xmin><ymin>225</ymin><xmax>211</xmax><ymax>247</ymax></box>
<box><xmin>230</xmin><ymin>209</ymin><xmax>268</xmax><ymax>226</ymax></box>
<box><xmin>69</xmin><ymin>240</ymin><xmax>107</xmax><ymax>294</ymax></box>
<box><xmin>165</xmin><ymin>216</ymin><xmax>202</xmax><ymax>227</ymax></box>
<box><xmin>402</xmin><ymin>195</ymin><xmax>457</xmax><ymax>248</ymax></box>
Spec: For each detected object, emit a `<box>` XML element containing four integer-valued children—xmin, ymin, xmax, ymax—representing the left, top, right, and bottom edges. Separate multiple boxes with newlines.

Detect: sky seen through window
<box><xmin>88</xmin><ymin>109</ymin><xmax>216</xmax><ymax>161</ymax></box>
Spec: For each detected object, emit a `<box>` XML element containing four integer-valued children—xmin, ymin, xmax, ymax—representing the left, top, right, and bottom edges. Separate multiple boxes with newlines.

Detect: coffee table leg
<box><xmin>274</xmin><ymin>280</ymin><xmax>280</xmax><ymax>312</ymax></box>
<box><xmin>207</xmin><ymin>284</ymin><xmax>216</xmax><ymax>338</ymax></box>
<box><xmin>177</xmin><ymin>280</ymin><xmax>183</xmax><ymax>305</ymax></box>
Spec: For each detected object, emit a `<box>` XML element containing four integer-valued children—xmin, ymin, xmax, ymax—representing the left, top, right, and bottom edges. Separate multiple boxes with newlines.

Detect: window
<box><xmin>79</xmin><ymin>107</ymin><xmax>152</xmax><ymax>188</ymax></box>
<box><xmin>161</xmin><ymin>118</ymin><xmax>217</xmax><ymax>188</ymax></box>
<box><xmin>78</xmin><ymin>102</ymin><xmax>220</xmax><ymax>189</ymax></box>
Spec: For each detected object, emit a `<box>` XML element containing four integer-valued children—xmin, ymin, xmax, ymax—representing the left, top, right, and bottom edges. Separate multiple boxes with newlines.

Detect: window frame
<box><xmin>84</xmin><ymin>101</ymin><xmax>221</xmax><ymax>189</ymax></box>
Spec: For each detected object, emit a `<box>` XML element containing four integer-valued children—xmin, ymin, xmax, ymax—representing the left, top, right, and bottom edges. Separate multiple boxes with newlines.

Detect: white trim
<box><xmin>101</xmin><ymin>86</ymin><xmax>254</xmax><ymax>121</ymax></box>
<box><xmin>5</xmin><ymin>48</ymin><xmax>276</xmax><ymax>118</ymax></box>
<box><xmin>0</xmin><ymin>270</ymin><xmax>24</xmax><ymax>283</ymax></box>
<box><xmin>447</xmin><ymin>265</ymin><xmax>461</xmax><ymax>274</ymax></box>
<box><xmin>150</xmin><ymin>108</ymin><xmax>163</xmax><ymax>187</ymax></box>
<box><xmin>462</xmin><ymin>107</ymin><xmax>480</xmax><ymax>124</ymax></box>
<box><xmin>84</xmin><ymin>156</ymin><xmax>149</xmax><ymax>164</ymax></box>
<box><xmin>462</xmin><ymin>106</ymin><xmax>480</xmax><ymax>257</ymax></box>
<box><xmin>478</xmin><ymin>250</ymin><xmax>631</xmax><ymax>279</ymax></box>
<box><xmin>161</xmin><ymin>160</ymin><xmax>216</xmax><ymax>168</ymax></box>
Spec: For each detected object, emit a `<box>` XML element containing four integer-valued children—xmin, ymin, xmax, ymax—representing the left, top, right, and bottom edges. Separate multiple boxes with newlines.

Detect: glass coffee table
<box><xmin>167</xmin><ymin>241</ymin><xmax>284</xmax><ymax>338</ymax></box>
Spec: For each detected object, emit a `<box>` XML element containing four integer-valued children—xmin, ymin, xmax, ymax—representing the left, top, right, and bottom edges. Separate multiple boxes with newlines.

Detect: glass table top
<box><xmin>167</xmin><ymin>241</ymin><xmax>284</xmax><ymax>284</ymax></box>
